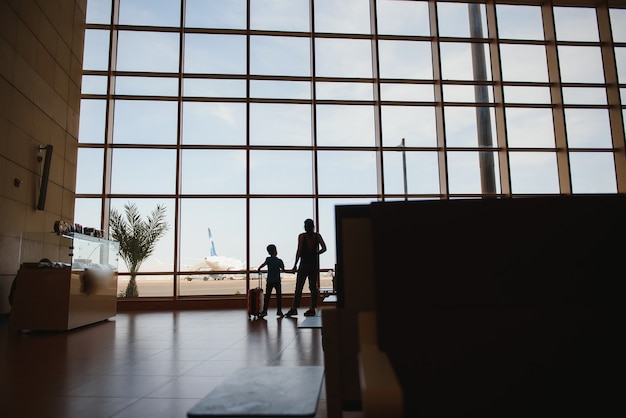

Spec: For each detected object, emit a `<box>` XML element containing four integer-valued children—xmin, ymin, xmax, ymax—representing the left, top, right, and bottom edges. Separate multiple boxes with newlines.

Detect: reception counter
<box><xmin>10</xmin><ymin>263</ymin><xmax>118</xmax><ymax>333</ymax></box>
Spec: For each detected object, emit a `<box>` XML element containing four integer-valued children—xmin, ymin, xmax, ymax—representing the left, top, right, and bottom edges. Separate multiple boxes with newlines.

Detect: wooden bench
<box><xmin>187</xmin><ymin>366</ymin><xmax>324</xmax><ymax>417</ymax></box>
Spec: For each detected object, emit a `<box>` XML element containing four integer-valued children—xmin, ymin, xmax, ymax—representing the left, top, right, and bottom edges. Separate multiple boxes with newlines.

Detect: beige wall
<box><xmin>0</xmin><ymin>0</ymin><xmax>86</xmax><ymax>314</ymax></box>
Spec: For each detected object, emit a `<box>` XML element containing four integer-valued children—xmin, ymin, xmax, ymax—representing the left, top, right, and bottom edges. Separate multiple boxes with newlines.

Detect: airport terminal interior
<box><xmin>1</xmin><ymin>0</ymin><xmax>625</xmax><ymax>417</ymax></box>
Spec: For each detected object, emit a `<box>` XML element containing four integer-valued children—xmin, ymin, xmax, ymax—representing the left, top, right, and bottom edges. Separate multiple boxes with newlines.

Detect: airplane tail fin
<box><xmin>208</xmin><ymin>228</ymin><xmax>217</xmax><ymax>257</ymax></box>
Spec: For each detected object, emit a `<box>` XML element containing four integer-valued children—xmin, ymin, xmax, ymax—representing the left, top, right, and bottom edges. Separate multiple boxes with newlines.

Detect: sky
<box><xmin>75</xmin><ymin>0</ymin><xmax>626</xmax><ymax>275</ymax></box>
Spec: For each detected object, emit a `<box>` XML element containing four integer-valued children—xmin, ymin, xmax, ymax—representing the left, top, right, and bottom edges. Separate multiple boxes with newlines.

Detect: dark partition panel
<box><xmin>369</xmin><ymin>195</ymin><xmax>625</xmax><ymax>417</ymax></box>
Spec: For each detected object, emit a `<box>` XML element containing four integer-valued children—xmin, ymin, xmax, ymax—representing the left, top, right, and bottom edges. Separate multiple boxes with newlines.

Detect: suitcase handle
<box><xmin>255</xmin><ymin>271</ymin><xmax>263</xmax><ymax>289</ymax></box>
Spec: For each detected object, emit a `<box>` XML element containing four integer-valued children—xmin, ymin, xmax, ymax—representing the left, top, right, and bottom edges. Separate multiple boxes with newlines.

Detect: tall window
<box><xmin>77</xmin><ymin>0</ymin><xmax>626</xmax><ymax>299</ymax></box>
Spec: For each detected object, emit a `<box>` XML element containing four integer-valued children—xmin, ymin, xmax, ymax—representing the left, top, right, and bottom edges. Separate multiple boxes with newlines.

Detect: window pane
<box><xmin>438</xmin><ymin>2</ymin><xmax>487</xmax><ymax>39</ymax></box>
<box><xmin>315</xmin><ymin>38</ymin><xmax>372</xmax><ymax>78</ymax></box>
<box><xmin>509</xmin><ymin>152</ymin><xmax>559</xmax><ymax>194</ymax></box>
<box><xmin>83</xmin><ymin>29</ymin><xmax>110</xmax><ymax>71</ymax></box>
<box><xmin>179</xmin><ymin>198</ymin><xmax>246</xmax><ymax>296</ymax></box>
<box><xmin>445</xmin><ymin>106</ymin><xmax>496</xmax><ymax>148</ymax></box>
<box><xmin>380</xmin><ymin>83</ymin><xmax>434</xmax><ymax>102</ymax></box>
<box><xmin>251</xmin><ymin>198</ymin><xmax>333</xmax><ymax>289</ymax></box>
<box><xmin>185</xmin><ymin>0</ymin><xmax>246</xmax><ymax>29</ymax></box>
<box><xmin>115</xmin><ymin>76</ymin><xmax>178</xmax><ymax>96</ymax></box>
<box><xmin>383</xmin><ymin>150</ymin><xmax>440</xmax><ymax>195</ymax></box>
<box><xmin>117</xmin><ymin>275</ymin><xmax>174</xmax><ymax>297</ymax></box>
<box><xmin>113</xmin><ymin>100</ymin><xmax>178</xmax><ymax>144</ymax></box>
<box><xmin>377</xmin><ymin>0</ymin><xmax>430</xmax><ymax>36</ymax></box>
<box><xmin>250</xmin><ymin>198</ymin><xmax>314</xmax><ymax>270</ymax></box>
<box><xmin>115</xmin><ymin>275</ymin><xmax>171</xmax><ymax>297</ymax></box>
<box><xmin>315</xmin><ymin>0</ymin><xmax>371</xmax><ymax>34</ymax></box>
<box><xmin>500</xmin><ymin>44</ymin><xmax>549</xmax><ymax>82</ymax></box>
<box><xmin>184</xmin><ymin>34</ymin><xmax>246</xmax><ymax>74</ymax></box>
<box><xmin>565</xmin><ymin>109</ymin><xmax>612</xmax><ymax>149</ymax></box>
<box><xmin>110</xmin><ymin>149</ymin><xmax>177</xmax><ymax>194</ymax></box>
<box><xmin>181</xmin><ymin>150</ymin><xmax>246</xmax><ymax>194</ymax></box>
<box><xmin>381</xmin><ymin>106</ymin><xmax>437</xmax><ymax>147</ymax></box>
<box><xmin>86</xmin><ymin>0</ymin><xmax>111</xmax><ymax>24</ymax></box>
<box><xmin>443</xmin><ymin>85</ymin><xmax>494</xmax><ymax>103</ymax></box>
<box><xmin>558</xmin><ymin>46</ymin><xmax>605</xmax><ymax>83</ymax></box>
<box><xmin>78</xmin><ymin>99</ymin><xmax>106</xmax><ymax>143</ymax></box>
<box><xmin>505</xmin><ymin>108</ymin><xmax>555</xmax><ymax>148</ymax></box>
<box><xmin>74</xmin><ymin>198</ymin><xmax>103</xmax><ymax>232</ymax></box>
<box><xmin>250</xmin><ymin>104</ymin><xmax>311</xmax><ymax>146</ymax></box>
<box><xmin>446</xmin><ymin>151</ymin><xmax>487</xmax><ymax>194</ymax></box>
<box><xmin>118</xmin><ymin>0</ymin><xmax>180</xmax><ymax>27</ymax></box>
<box><xmin>496</xmin><ymin>4</ymin><xmax>544</xmax><ymax>40</ymax></box>
<box><xmin>182</xmin><ymin>102</ymin><xmax>246</xmax><ymax>145</ymax></box>
<box><xmin>250</xmin><ymin>0</ymin><xmax>309</xmax><ymax>32</ymax></box>
<box><xmin>316</xmin><ymin>82</ymin><xmax>373</xmax><ymax>101</ymax></box>
<box><xmin>250</xmin><ymin>150</ymin><xmax>313</xmax><ymax>194</ymax></box>
<box><xmin>117</xmin><ymin>31</ymin><xmax>180</xmax><ymax>72</ymax></box>
<box><xmin>378</xmin><ymin>40</ymin><xmax>433</xmax><ymax>79</ymax></box>
<box><xmin>615</xmin><ymin>47</ymin><xmax>626</xmax><ymax>83</ymax></box>
<box><xmin>320</xmin><ymin>197</ymin><xmax>370</xmax><ymax>268</ymax></box>
<box><xmin>76</xmin><ymin>148</ymin><xmax>103</xmax><ymax>193</ymax></box>
<box><xmin>554</xmin><ymin>7</ymin><xmax>599</xmax><ymax>42</ymax></box>
<box><xmin>81</xmin><ymin>75</ymin><xmax>108</xmax><ymax>95</ymax></box>
<box><xmin>316</xmin><ymin>105</ymin><xmax>376</xmax><ymax>147</ymax></box>
<box><xmin>562</xmin><ymin>87</ymin><xmax>607</xmax><ymax>105</ymax></box>
<box><xmin>610</xmin><ymin>8</ymin><xmax>626</xmax><ymax>42</ymax></box>
<box><xmin>251</xmin><ymin>80</ymin><xmax>310</xmax><ymax>100</ymax></box>
<box><xmin>110</xmin><ymin>197</ymin><xmax>176</xmax><ymax>297</ymax></box>
<box><xmin>503</xmin><ymin>86</ymin><xmax>551</xmax><ymax>104</ymax></box>
<box><xmin>250</xmin><ymin>36</ymin><xmax>311</xmax><ymax>76</ymax></box>
<box><xmin>317</xmin><ymin>151</ymin><xmax>378</xmax><ymax>194</ymax></box>
<box><xmin>440</xmin><ymin>43</ymin><xmax>491</xmax><ymax>81</ymax></box>
<box><xmin>570</xmin><ymin>152</ymin><xmax>617</xmax><ymax>193</ymax></box>
<box><xmin>183</xmin><ymin>79</ymin><xmax>246</xmax><ymax>98</ymax></box>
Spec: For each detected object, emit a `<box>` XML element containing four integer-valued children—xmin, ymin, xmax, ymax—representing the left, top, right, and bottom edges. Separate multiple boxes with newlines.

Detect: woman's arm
<box><xmin>293</xmin><ymin>233</ymin><xmax>303</xmax><ymax>270</ymax></box>
<box><xmin>317</xmin><ymin>233</ymin><xmax>327</xmax><ymax>254</ymax></box>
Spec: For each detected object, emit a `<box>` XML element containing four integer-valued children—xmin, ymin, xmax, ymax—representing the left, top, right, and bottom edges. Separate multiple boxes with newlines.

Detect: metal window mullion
<box><xmin>542</xmin><ymin>3</ymin><xmax>571</xmax><ymax>195</ymax></box>
<box><xmin>469</xmin><ymin>3</ymin><xmax>497</xmax><ymax>196</ymax></box>
<box><xmin>310</xmin><ymin>0</ymin><xmax>321</xmax><ymax>226</ymax></box>
<box><xmin>245</xmin><ymin>0</ymin><xmax>252</xmax><ymax>288</ymax></box>
<box><xmin>370</xmin><ymin>0</ymin><xmax>384</xmax><ymax>201</ymax></box>
<box><xmin>485</xmin><ymin>0</ymin><xmax>511</xmax><ymax>196</ymax></box>
<box><xmin>597</xmin><ymin>2</ymin><xmax>626</xmax><ymax>193</ymax></box>
<box><xmin>173</xmin><ymin>0</ymin><xmax>186</xmax><ymax>298</ymax></box>
<box><xmin>102</xmin><ymin>0</ymin><xmax>121</xmax><ymax>230</ymax></box>
<box><xmin>430</xmin><ymin>0</ymin><xmax>448</xmax><ymax>199</ymax></box>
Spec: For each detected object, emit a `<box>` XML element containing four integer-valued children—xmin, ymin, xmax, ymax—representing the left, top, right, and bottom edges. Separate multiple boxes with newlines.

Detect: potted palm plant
<box><xmin>109</xmin><ymin>202</ymin><xmax>169</xmax><ymax>298</ymax></box>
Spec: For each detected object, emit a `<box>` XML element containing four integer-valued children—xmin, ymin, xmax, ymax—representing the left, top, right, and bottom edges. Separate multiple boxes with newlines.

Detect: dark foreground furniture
<box><xmin>368</xmin><ymin>195</ymin><xmax>625</xmax><ymax>417</ymax></box>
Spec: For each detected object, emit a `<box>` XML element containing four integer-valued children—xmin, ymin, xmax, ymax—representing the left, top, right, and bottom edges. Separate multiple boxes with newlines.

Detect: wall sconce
<box><xmin>37</xmin><ymin>144</ymin><xmax>53</xmax><ymax>210</ymax></box>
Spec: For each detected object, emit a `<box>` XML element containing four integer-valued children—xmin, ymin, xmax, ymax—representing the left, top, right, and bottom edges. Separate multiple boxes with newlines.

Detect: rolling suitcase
<box><xmin>248</xmin><ymin>272</ymin><xmax>264</xmax><ymax>319</ymax></box>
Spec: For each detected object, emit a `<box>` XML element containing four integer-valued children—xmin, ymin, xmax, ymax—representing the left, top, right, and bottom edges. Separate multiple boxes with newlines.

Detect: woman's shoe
<box><xmin>303</xmin><ymin>309</ymin><xmax>316</xmax><ymax>317</ymax></box>
<box><xmin>285</xmin><ymin>309</ymin><xmax>297</xmax><ymax>317</ymax></box>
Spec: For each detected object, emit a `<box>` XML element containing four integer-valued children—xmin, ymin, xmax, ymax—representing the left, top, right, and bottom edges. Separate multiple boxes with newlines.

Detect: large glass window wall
<box><xmin>78</xmin><ymin>0</ymin><xmax>626</xmax><ymax>300</ymax></box>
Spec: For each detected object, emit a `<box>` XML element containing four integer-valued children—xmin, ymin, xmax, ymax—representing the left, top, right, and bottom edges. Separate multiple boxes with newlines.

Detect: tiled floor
<box><xmin>0</xmin><ymin>309</ymin><xmax>362</xmax><ymax>418</ymax></box>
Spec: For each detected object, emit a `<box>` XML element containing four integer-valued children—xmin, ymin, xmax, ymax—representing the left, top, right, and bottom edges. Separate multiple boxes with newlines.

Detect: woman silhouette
<box><xmin>285</xmin><ymin>218</ymin><xmax>327</xmax><ymax>317</ymax></box>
